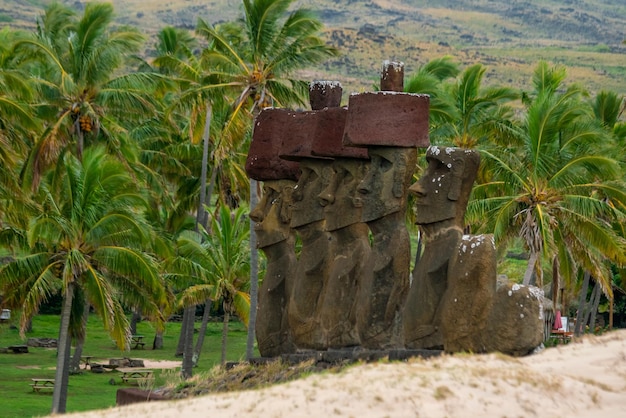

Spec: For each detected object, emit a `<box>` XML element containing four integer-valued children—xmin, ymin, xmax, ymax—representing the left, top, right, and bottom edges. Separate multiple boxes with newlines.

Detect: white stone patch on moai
<box><xmin>310</xmin><ymin>80</ymin><xmax>342</xmax><ymax>89</ymax></box>
<box><xmin>429</xmin><ymin>145</ymin><xmax>441</xmax><ymax>156</ymax></box>
<box><xmin>382</xmin><ymin>60</ymin><xmax>404</xmax><ymax>70</ymax></box>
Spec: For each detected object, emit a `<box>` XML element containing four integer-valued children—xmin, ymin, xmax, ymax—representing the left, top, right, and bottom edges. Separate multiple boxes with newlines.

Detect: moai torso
<box><xmin>354</xmin><ymin>147</ymin><xmax>416</xmax><ymax>349</ymax></box>
<box><xmin>317</xmin><ymin>158</ymin><xmax>371</xmax><ymax>348</ymax></box>
<box><xmin>250</xmin><ymin>180</ymin><xmax>298</xmax><ymax>357</ymax></box>
<box><xmin>403</xmin><ymin>146</ymin><xmax>481</xmax><ymax>350</ymax></box>
<box><xmin>287</xmin><ymin>159</ymin><xmax>333</xmax><ymax>350</ymax></box>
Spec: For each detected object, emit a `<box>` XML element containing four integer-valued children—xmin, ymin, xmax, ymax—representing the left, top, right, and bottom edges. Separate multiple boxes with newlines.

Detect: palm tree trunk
<box><xmin>70</xmin><ymin>301</ymin><xmax>90</xmax><ymax>374</ymax></box>
<box><xmin>153</xmin><ymin>330</ymin><xmax>164</xmax><ymax>349</ymax></box>
<box><xmin>52</xmin><ymin>282</ymin><xmax>75</xmax><ymax>414</ymax></box>
<box><xmin>221</xmin><ymin>309</ymin><xmax>230</xmax><ymax>365</ymax></box>
<box><xmin>193</xmin><ymin>300</ymin><xmax>212</xmax><ymax>366</ymax></box>
<box><xmin>246</xmin><ymin>179</ymin><xmax>259</xmax><ymax>360</ymax></box>
<box><xmin>574</xmin><ymin>271</ymin><xmax>590</xmax><ymax>337</ymax></box>
<box><xmin>523</xmin><ymin>252</ymin><xmax>539</xmax><ymax>286</ymax></box>
<box><xmin>181</xmin><ymin>306</ymin><xmax>195</xmax><ymax>378</ymax></box>
<box><xmin>582</xmin><ymin>282</ymin><xmax>598</xmax><ymax>328</ymax></box>
<box><xmin>588</xmin><ymin>284</ymin><xmax>602</xmax><ymax>333</ymax></box>
<box><xmin>197</xmin><ymin>104</ymin><xmax>212</xmax><ymax>229</ymax></box>
<box><xmin>175</xmin><ymin>310</ymin><xmax>188</xmax><ymax>357</ymax></box>
<box><xmin>130</xmin><ymin>310</ymin><xmax>141</xmax><ymax>335</ymax></box>
<box><xmin>609</xmin><ymin>296</ymin><xmax>614</xmax><ymax>330</ymax></box>
<box><xmin>551</xmin><ymin>257</ymin><xmax>559</xmax><ymax>303</ymax></box>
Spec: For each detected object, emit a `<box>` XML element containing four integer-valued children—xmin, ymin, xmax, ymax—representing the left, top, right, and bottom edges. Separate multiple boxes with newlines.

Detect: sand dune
<box><xmin>65</xmin><ymin>330</ymin><xmax>626</xmax><ymax>418</ymax></box>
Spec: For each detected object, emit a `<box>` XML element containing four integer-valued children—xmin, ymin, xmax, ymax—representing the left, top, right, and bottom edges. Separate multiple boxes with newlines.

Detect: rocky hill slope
<box><xmin>1</xmin><ymin>0</ymin><xmax>625</xmax><ymax>95</ymax></box>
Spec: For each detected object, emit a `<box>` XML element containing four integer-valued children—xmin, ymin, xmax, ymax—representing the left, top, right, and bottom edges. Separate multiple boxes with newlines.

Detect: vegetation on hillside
<box><xmin>0</xmin><ymin>0</ymin><xmax>625</xmax><ymax>96</ymax></box>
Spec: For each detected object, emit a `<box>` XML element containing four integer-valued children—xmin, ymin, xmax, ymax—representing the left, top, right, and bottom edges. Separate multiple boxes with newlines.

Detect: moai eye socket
<box><xmin>378</xmin><ymin>155</ymin><xmax>392</xmax><ymax>172</ymax></box>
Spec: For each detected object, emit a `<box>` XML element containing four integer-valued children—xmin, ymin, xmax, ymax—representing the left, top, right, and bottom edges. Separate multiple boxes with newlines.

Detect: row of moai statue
<box><xmin>246</xmin><ymin>62</ymin><xmax>545</xmax><ymax>358</ymax></box>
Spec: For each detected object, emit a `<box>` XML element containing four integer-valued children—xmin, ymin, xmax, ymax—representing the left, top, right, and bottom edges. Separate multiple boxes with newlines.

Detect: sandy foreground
<box><xmin>63</xmin><ymin>330</ymin><xmax>626</xmax><ymax>418</ymax></box>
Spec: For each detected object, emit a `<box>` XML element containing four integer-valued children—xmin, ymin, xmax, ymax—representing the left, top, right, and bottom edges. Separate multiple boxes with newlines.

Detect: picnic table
<box><xmin>130</xmin><ymin>335</ymin><xmax>145</xmax><ymax>349</ymax></box>
<box><xmin>30</xmin><ymin>378</ymin><xmax>55</xmax><ymax>392</ymax></box>
<box><xmin>117</xmin><ymin>367</ymin><xmax>154</xmax><ymax>384</ymax></box>
<box><xmin>81</xmin><ymin>355</ymin><xmax>94</xmax><ymax>369</ymax></box>
<box><xmin>550</xmin><ymin>329</ymin><xmax>573</xmax><ymax>343</ymax></box>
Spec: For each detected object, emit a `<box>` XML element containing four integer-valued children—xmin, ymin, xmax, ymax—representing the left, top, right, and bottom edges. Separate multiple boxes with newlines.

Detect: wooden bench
<box><xmin>31</xmin><ymin>378</ymin><xmax>55</xmax><ymax>392</ymax></box>
<box><xmin>130</xmin><ymin>335</ymin><xmax>145</xmax><ymax>349</ymax></box>
<box><xmin>8</xmin><ymin>345</ymin><xmax>28</xmax><ymax>354</ymax></box>
<box><xmin>550</xmin><ymin>330</ymin><xmax>573</xmax><ymax>343</ymax></box>
<box><xmin>117</xmin><ymin>368</ymin><xmax>154</xmax><ymax>385</ymax></box>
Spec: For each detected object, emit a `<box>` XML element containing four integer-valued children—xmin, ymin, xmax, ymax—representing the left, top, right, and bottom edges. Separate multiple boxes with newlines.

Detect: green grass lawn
<box><xmin>0</xmin><ymin>314</ymin><xmax>251</xmax><ymax>417</ymax></box>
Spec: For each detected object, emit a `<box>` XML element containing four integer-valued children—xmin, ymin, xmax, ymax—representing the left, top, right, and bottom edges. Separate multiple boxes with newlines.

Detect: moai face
<box><xmin>249</xmin><ymin>180</ymin><xmax>295</xmax><ymax>248</ymax></box>
<box><xmin>357</xmin><ymin>146</ymin><xmax>416</xmax><ymax>223</ymax></box>
<box><xmin>317</xmin><ymin>158</ymin><xmax>368</xmax><ymax>231</ymax></box>
<box><xmin>290</xmin><ymin>159</ymin><xmax>332</xmax><ymax>229</ymax></box>
<box><xmin>410</xmin><ymin>146</ymin><xmax>478</xmax><ymax>226</ymax></box>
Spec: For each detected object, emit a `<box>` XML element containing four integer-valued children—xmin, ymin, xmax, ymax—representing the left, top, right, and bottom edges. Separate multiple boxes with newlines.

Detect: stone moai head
<box><xmin>318</xmin><ymin>158</ymin><xmax>369</xmax><ymax>231</ymax></box>
<box><xmin>249</xmin><ymin>180</ymin><xmax>296</xmax><ymax>248</ymax></box>
<box><xmin>342</xmin><ymin>61</ymin><xmax>430</xmax><ymax>223</ymax></box>
<box><xmin>310</xmin><ymin>105</ymin><xmax>369</xmax><ymax>231</ymax></box>
<box><xmin>279</xmin><ymin>81</ymin><xmax>345</xmax><ymax>229</ymax></box>
<box><xmin>246</xmin><ymin>109</ymin><xmax>301</xmax><ymax>248</ymax></box>
<box><xmin>410</xmin><ymin>146</ymin><xmax>481</xmax><ymax>227</ymax></box>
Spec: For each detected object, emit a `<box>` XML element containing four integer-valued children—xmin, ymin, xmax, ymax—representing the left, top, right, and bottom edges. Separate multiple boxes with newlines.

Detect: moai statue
<box><xmin>403</xmin><ymin>146</ymin><xmax>481</xmax><ymax>350</ymax></box>
<box><xmin>280</xmin><ymin>81</ymin><xmax>343</xmax><ymax>350</ymax></box>
<box><xmin>311</xmin><ymin>106</ymin><xmax>371</xmax><ymax>348</ymax></box>
<box><xmin>246</xmin><ymin>109</ymin><xmax>301</xmax><ymax>357</ymax></box>
<box><xmin>343</xmin><ymin>61</ymin><xmax>430</xmax><ymax>349</ymax></box>
<box><xmin>403</xmin><ymin>146</ymin><xmax>544</xmax><ymax>355</ymax></box>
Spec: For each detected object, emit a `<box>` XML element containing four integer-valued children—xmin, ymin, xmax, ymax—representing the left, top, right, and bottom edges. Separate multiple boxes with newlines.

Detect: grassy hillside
<box><xmin>1</xmin><ymin>0</ymin><xmax>625</xmax><ymax>96</ymax></box>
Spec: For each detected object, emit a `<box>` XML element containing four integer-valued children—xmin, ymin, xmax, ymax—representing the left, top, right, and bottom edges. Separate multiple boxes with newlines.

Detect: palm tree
<box><xmin>469</xmin><ymin>62</ymin><xmax>626</xmax><ymax>301</ymax></box>
<box><xmin>167</xmin><ymin>204</ymin><xmax>251</xmax><ymax>366</ymax></box>
<box><xmin>197</xmin><ymin>0</ymin><xmax>338</xmax><ymax>358</ymax></box>
<box><xmin>0</xmin><ymin>147</ymin><xmax>166</xmax><ymax>414</ymax></box>
<box><xmin>14</xmin><ymin>2</ymin><xmax>158</xmax><ymax>189</ymax></box>
<box><xmin>589</xmin><ymin>90</ymin><xmax>626</xmax><ymax>328</ymax></box>
<box><xmin>438</xmin><ymin>63</ymin><xmax>520</xmax><ymax>149</ymax></box>
<box><xmin>404</xmin><ymin>55</ymin><xmax>460</xmax><ymax>137</ymax></box>
<box><xmin>149</xmin><ymin>25</ymin><xmax>250</xmax><ymax>373</ymax></box>
<box><xmin>0</xmin><ymin>27</ymin><xmax>38</xmax><ymax>223</ymax></box>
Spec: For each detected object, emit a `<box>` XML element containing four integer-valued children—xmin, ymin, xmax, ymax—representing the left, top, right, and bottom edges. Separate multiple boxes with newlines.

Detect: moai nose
<box><xmin>249</xmin><ymin>204</ymin><xmax>264</xmax><ymax>222</ymax></box>
<box><xmin>318</xmin><ymin>192</ymin><xmax>335</xmax><ymax>207</ymax></box>
<box><xmin>409</xmin><ymin>181</ymin><xmax>426</xmax><ymax>197</ymax></box>
<box><xmin>357</xmin><ymin>180</ymin><xmax>371</xmax><ymax>194</ymax></box>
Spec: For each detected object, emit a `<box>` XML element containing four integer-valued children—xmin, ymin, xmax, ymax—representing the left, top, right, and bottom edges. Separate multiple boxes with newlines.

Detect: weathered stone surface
<box><xmin>279</xmin><ymin>111</ymin><xmax>332</xmax><ymax>162</ymax></box>
<box><xmin>357</xmin><ymin>147</ymin><xmax>417</xmax><ymax>222</ymax></box>
<box><xmin>116</xmin><ymin>388</ymin><xmax>165</xmax><ymax>406</ymax></box>
<box><xmin>309</xmin><ymin>80</ymin><xmax>343</xmax><ymax>110</ymax></box>
<box><xmin>342</xmin><ymin>92</ymin><xmax>430</xmax><ymax>148</ymax></box>
<box><xmin>356</xmin><ymin>147</ymin><xmax>416</xmax><ymax>349</ymax></box>
<box><xmin>317</xmin><ymin>158</ymin><xmax>371</xmax><ymax>348</ymax></box>
<box><xmin>246</xmin><ymin>108</ymin><xmax>301</xmax><ymax>181</ymax></box>
<box><xmin>250</xmin><ymin>180</ymin><xmax>298</xmax><ymax>357</ymax></box>
<box><xmin>486</xmin><ymin>282</ymin><xmax>545</xmax><ymax>356</ymax></box>
<box><xmin>319</xmin><ymin>158</ymin><xmax>369</xmax><ymax>231</ymax></box>
<box><xmin>109</xmin><ymin>358</ymin><xmax>130</xmax><ymax>368</ymax></box>
<box><xmin>129</xmin><ymin>359</ymin><xmax>145</xmax><ymax>367</ymax></box>
<box><xmin>403</xmin><ymin>147</ymin><xmax>481</xmax><ymax>350</ymax></box>
<box><xmin>380</xmin><ymin>60</ymin><xmax>404</xmax><ymax>92</ymax></box>
<box><xmin>287</xmin><ymin>157</ymin><xmax>334</xmax><ymax>349</ymax></box>
<box><xmin>311</xmin><ymin>107</ymin><xmax>368</xmax><ymax>159</ymax></box>
<box><xmin>441</xmin><ymin>234</ymin><xmax>497</xmax><ymax>353</ymax></box>
<box><xmin>287</xmin><ymin>218</ymin><xmax>332</xmax><ymax>350</ymax></box>
<box><xmin>27</xmin><ymin>337</ymin><xmax>57</xmax><ymax>348</ymax></box>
